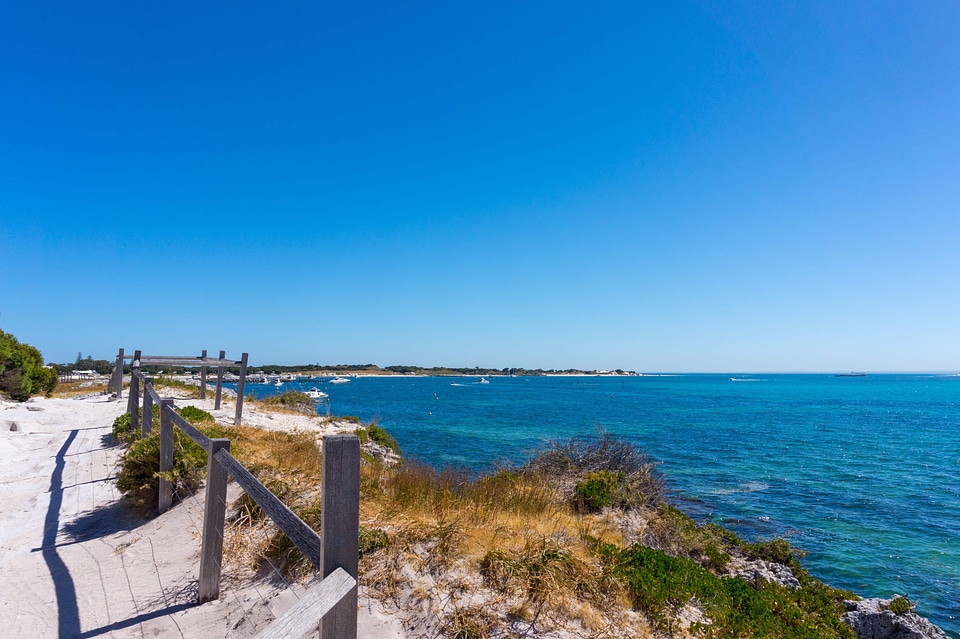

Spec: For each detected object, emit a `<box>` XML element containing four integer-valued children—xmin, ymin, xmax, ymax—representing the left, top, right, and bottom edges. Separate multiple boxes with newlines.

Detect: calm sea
<box><xmin>237</xmin><ymin>374</ymin><xmax>959</xmax><ymax>635</ymax></box>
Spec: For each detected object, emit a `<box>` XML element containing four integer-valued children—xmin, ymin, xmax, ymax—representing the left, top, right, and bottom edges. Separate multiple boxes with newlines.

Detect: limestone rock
<box><xmin>842</xmin><ymin>597</ymin><xmax>949</xmax><ymax>639</ymax></box>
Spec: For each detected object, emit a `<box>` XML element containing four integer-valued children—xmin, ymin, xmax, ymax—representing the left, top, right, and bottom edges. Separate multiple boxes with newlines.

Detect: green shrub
<box><xmin>0</xmin><ymin>329</ymin><xmax>58</xmax><ymax>401</ymax></box>
<box><xmin>112</xmin><ymin>413</ymin><xmax>138</xmax><ymax>446</ymax></box>
<box><xmin>888</xmin><ymin>596</ymin><xmax>911</xmax><ymax>614</ymax></box>
<box><xmin>177</xmin><ymin>405</ymin><xmax>214</xmax><ymax>424</ymax></box>
<box><xmin>595</xmin><ymin>540</ymin><xmax>856</xmax><ymax>638</ymax></box>
<box><xmin>574</xmin><ymin>470</ymin><xmax>621</xmax><ymax>511</ymax></box>
<box><xmin>366</xmin><ymin>423</ymin><xmax>400</xmax><ymax>454</ymax></box>
<box><xmin>115</xmin><ymin>423</ymin><xmax>217</xmax><ymax>513</ymax></box>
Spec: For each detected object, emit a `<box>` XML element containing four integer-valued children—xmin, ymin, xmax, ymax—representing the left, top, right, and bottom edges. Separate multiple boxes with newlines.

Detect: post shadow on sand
<box><xmin>40</xmin><ymin>429</ymin><xmax>156</xmax><ymax>638</ymax></box>
<box><xmin>41</xmin><ymin>429</ymin><xmax>81</xmax><ymax>639</ymax></box>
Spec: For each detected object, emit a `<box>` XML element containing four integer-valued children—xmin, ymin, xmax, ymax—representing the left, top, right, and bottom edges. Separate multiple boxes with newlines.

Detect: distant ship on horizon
<box><xmin>835</xmin><ymin>372</ymin><xmax>867</xmax><ymax>377</ymax></box>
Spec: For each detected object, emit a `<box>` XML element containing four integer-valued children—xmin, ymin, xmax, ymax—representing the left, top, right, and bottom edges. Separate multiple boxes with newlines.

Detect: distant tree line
<box><xmin>0</xmin><ymin>329</ymin><xmax>58</xmax><ymax>401</ymax></box>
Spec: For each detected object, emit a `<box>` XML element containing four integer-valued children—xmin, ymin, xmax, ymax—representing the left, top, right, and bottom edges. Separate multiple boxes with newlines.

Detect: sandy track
<box><xmin>0</xmin><ymin>394</ymin><xmax>403</xmax><ymax>639</ymax></box>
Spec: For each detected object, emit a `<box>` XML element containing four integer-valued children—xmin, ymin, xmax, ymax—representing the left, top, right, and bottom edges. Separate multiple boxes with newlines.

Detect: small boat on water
<box><xmin>329</xmin><ymin>376</ymin><xmax>351</xmax><ymax>384</ymax></box>
<box><xmin>305</xmin><ymin>387</ymin><xmax>329</xmax><ymax>400</ymax></box>
<box><xmin>478</xmin><ymin>377</ymin><xmax>490</xmax><ymax>384</ymax></box>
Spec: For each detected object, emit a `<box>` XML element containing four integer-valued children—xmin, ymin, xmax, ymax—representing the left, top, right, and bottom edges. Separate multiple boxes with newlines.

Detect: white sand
<box><xmin>0</xmin><ymin>392</ymin><xmax>405</xmax><ymax>639</ymax></box>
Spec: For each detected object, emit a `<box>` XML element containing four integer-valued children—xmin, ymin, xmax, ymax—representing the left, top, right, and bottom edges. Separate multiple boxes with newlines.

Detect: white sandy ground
<box><xmin>0</xmin><ymin>391</ymin><xmax>406</xmax><ymax>639</ymax></box>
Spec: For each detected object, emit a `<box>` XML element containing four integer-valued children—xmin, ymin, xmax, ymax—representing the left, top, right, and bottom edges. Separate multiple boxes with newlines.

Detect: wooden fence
<box><xmin>113</xmin><ymin>348</ymin><xmax>252</xmax><ymax>425</ymax></box>
<box><xmin>126</xmin><ymin>365</ymin><xmax>359</xmax><ymax>639</ymax></box>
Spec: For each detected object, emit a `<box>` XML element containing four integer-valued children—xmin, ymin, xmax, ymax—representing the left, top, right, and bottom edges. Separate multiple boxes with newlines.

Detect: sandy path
<box><xmin>0</xmin><ymin>394</ymin><xmax>404</xmax><ymax>639</ymax></box>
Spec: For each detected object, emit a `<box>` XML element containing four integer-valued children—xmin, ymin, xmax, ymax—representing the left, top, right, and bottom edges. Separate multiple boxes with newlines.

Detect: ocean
<box><xmin>236</xmin><ymin>373</ymin><xmax>959</xmax><ymax>635</ymax></box>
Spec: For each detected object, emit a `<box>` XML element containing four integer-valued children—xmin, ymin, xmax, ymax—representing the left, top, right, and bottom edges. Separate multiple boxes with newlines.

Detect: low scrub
<box><xmin>262</xmin><ymin>390</ymin><xmax>316</xmax><ymax>414</ymax></box>
<box><xmin>525</xmin><ymin>431</ymin><xmax>666</xmax><ymax>510</ymax></box>
<box><xmin>595</xmin><ymin>540</ymin><xmax>857</xmax><ymax>638</ymax></box>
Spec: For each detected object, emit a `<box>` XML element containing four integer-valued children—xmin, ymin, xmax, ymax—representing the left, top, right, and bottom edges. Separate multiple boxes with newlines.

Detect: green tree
<box><xmin>0</xmin><ymin>329</ymin><xmax>58</xmax><ymax>401</ymax></box>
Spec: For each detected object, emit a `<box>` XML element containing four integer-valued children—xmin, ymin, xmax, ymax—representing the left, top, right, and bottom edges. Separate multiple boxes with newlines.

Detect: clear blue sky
<box><xmin>2</xmin><ymin>1</ymin><xmax>958</xmax><ymax>372</ymax></box>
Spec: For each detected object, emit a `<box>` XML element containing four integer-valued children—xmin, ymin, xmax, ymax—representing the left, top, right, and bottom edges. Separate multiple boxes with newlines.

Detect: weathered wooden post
<box><xmin>142</xmin><ymin>377</ymin><xmax>154</xmax><ymax>436</ymax></box>
<box><xmin>319</xmin><ymin>435</ymin><xmax>360</xmax><ymax>639</ymax></box>
<box><xmin>115</xmin><ymin>348</ymin><xmax>125</xmax><ymax>398</ymax></box>
<box><xmin>214</xmin><ymin>350</ymin><xmax>225</xmax><ymax>410</ymax></box>
<box><xmin>158</xmin><ymin>399</ymin><xmax>175</xmax><ymax>513</ymax></box>
<box><xmin>199</xmin><ymin>349</ymin><xmax>207</xmax><ymax>400</ymax></box>
<box><xmin>234</xmin><ymin>352</ymin><xmax>249</xmax><ymax>426</ymax></box>
<box><xmin>128</xmin><ymin>351</ymin><xmax>142</xmax><ymax>432</ymax></box>
<box><xmin>198</xmin><ymin>438</ymin><xmax>231</xmax><ymax>604</ymax></box>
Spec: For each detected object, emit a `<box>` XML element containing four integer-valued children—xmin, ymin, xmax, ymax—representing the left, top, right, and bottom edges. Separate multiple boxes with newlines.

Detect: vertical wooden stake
<box><xmin>142</xmin><ymin>377</ymin><xmax>154</xmax><ymax>437</ymax></box>
<box><xmin>198</xmin><ymin>438</ymin><xmax>230</xmax><ymax>604</ymax></box>
<box><xmin>128</xmin><ymin>350</ymin><xmax>141</xmax><ymax>431</ymax></box>
<box><xmin>214</xmin><ymin>350</ymin><xmax>225</xmax><ymax>410</ymax></box>
<box><xmin>158</xmin><ymin>399</ymin><xmax>175</xmax><ymax>513</ymax></box>
<box><xmin>319</xmin><ymin>435</ymin><xmax>360</xmax><ymax>639</ymax></box>
<box><xmin>234</xmin><ymin>352</ymin><xmax>248</xmax><ymax>426</ymax></box>
<box><xmin>200</xmin><ymin>349</ymin><xmax>207</xmax><ymax>400</ymax></box>
<box><xmin>115</xmin><ymin>348</ymin><xmax>125</xmax><ymax>398</ymax></box>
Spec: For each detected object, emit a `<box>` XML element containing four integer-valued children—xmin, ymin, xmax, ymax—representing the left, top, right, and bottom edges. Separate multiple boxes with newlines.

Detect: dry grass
<box><xmin>51</xmin><ymin>380</ymin><xmax>110</xmax><ymax>397</ymax></box>
<box><xmin>222</xmin><ymin>426</ymin><xmax>665</xmax><ymax>638</ymax></box>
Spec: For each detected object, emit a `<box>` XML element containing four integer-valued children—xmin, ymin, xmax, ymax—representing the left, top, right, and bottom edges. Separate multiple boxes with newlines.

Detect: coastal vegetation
<box><xmin>107</xmin><ymin>392</ymin><xmax>861</xmax><ymax>637</ymax></box>
<box><xmin>0</xmin><ymin>329</ymin><xmax>58</xmax><ymax>401</ymax></box>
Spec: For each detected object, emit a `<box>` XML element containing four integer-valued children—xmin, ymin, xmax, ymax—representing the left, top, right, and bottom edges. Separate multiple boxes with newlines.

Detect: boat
<box><xmin>835</xmin><ymin>372</ymin><xmax>867</xmax><ymax>377</ymax></box>
<box><xmin>305</xmin><ymin>387</ymin><xmax>329</xmax><ymax>400</ymax></box>
<box><xmin>329</xmin><ymin>376</ymin><xmax>351</xmax><ymax>384</ymax></box>
<box><xmin>478</xmin><ymin>377</ymin><xmax>490</xmax><ymax>384</ymax></box>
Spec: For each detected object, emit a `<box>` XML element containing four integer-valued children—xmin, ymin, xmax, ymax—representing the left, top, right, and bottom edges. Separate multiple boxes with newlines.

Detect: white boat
<box><xmin>272</xmin><ymin>378</ymin><xmax>283</xmax><ymax>387</ymax></box>
<box><xmin>478</xmin><ymin>377</ymin><xmax>490</xmax><ymax>384</ymax></box>
<box><xmin>329</xmin><ymin>376</ymin><xmax>351</xmax><ymax>384</ymax></box>
<box><xmin>305</xmin><ymin>387</ymin><xmax>329</xmax><ymax>400</ymax></box>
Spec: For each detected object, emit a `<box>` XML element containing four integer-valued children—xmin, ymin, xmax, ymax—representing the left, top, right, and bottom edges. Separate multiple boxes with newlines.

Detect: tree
<box><xmin>0</xmin><ymin>329</ymin><xmax>58</xmax><ymax>401</ymax></box>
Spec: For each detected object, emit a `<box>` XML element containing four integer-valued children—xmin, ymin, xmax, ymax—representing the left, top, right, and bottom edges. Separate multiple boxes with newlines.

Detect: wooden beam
<box><xmin>319</xmin><ymin>435</ymin><xmax>360</xmax><ymax>639</ymax></box>
<box><xmin>213</xmin><ymin>449</ymin><xmax>321</xmax><ymax>566</ymax></box>
<box><xmin>165</xmin><ymin>406</ymin><xmax>211</xmax><ymax>449</ymax></box>
<box><xmin>252</xmin><ymin>569</ymin><xmax>356</xmax><ymax>639</ymax></box>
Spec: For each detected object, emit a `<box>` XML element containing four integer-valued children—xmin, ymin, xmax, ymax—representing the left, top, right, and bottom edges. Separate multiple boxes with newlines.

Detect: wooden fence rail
<box><xmin>127</xmin><ymin>366</ymin><xmax>359</xmax><ymax>639</ymax></box>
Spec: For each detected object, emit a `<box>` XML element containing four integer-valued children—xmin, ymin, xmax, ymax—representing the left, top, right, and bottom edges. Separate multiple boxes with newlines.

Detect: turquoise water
<box><xmin>238</xmin><ymin>374</ymin><xmax>960</xmax><ymax>635</ymax></box>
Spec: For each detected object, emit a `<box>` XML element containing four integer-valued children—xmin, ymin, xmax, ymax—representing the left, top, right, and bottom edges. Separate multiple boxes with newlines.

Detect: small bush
<box><xmin>115</xmin><ymin>427</ymin><xmax>209</xmax><ymax>512</ymax></box>
<box><xmin>112</xmin><ymin>413</ymin><xmax>136</xmax><ymax>445</ymax></box>
<box><xmin>357</xmin><ymin>423</ymin><xmax>401</xmax><ymax>455</ymax></box>
<box><xmin>262</xmin><ymin>391</ymin><xmax>315</xmax><ymax>414</ymax></box>
<box><xmin>525</xmin><ymin>431</ymin><xmax>665</xmax><ymax>510</ymax></box>
<box><xmin>574</xmin><ymin>470</ymin><xmax>621</xmax><ymax>512</ymax></box>
<box><xmin>888</xmin><ymin>596</ymin><xmax>911</xmax><ymax>614</ymax></box>
<box><xmin>178</xmin><ymin>405</ymin><xmax>214</xmax><ymax>424</ymax></box>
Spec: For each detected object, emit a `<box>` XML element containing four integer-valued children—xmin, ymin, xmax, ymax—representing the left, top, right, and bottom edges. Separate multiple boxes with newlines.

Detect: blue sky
<box><xmin>2</xmin><ymin>1</ymin><xmax>958</xmax><ymax>371</ymax></box>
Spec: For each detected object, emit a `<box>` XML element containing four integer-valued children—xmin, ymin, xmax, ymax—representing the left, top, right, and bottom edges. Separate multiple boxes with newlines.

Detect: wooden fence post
<box><xmin>142</xmin><ymin>377</ymin><xmax>154</xmax><ymax>436</ymax></box>
<box><xmin>115</xmin><ymin>348</ymin><xmax>124</xmax><ymax>398</ymax></box>
<box><xmin>128</xmin><ymin>351</ymin><xmax>141</xmax><ymax>432</ymax></box>
<box><xmin>234</xmin><ymin>352</ymin><xmax>248</xmax><ymax>426</ymax></box>
<box><xmin>198</xmin><ymin>438</ymin><xmax>230</xmax><ymax>603</ymax></box>
<box><xmin>214</xmin><ymin>350</ymin><xmax>225</xmax><ymax>410</ymax></box>
<box><xmin>199</xmin><ymin>349</ymin><xmax>207</xmax><ymax>400</ymax></box>
<box><xmin>319</xmin><ymin>435</ymin><xmax>360</xmax><ymax>639</ymax></box>
<box><xmin>158</xmin><ymin>399</ymin><xmax>175</xmax><ymax>513</ymax></box>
